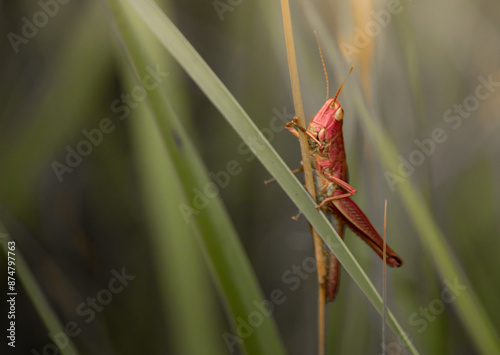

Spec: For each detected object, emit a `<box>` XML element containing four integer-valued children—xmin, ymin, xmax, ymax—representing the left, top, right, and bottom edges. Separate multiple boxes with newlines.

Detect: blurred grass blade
<box><xmin>106</xmin><ymin>2</ymin><xmax>286</xmax><ymax>354</ymax></box>
<box><xmin>127</xmin><ymin>70</ymin><xmax>225</xmax><ymax>354</ymax></box>
<box><xmin>301</xmin><ymin>3</ymin><xmax>500</xmax><ymax>354</ymax></box>
<box><xmin>0</xmin><ymin>2</ymin><xmax>112</xmax><ymax>213</ymax></box>
<box><xmin>124</xmin><ymin>0</ymin><xmax>418</xmax><ymax>353</ymax></box>
<box><xmin>0</xmin><ymin>224</ymin><xmax>80</xmax><ymax>355</ymax></box>
<box><xmin>114</xmin><ymin>4</ymin><xmax>225</xmax><ymax>355</ymax></box>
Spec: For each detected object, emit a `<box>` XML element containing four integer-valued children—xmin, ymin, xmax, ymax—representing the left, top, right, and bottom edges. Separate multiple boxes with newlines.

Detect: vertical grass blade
<box><xmin>127</xmin><ymin>71</ymin><xmax>225</xmax><ymax>354</ymax></box>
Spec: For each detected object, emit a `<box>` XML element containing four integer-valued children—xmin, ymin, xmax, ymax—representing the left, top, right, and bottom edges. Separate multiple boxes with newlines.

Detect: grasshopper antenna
<box><xmin>314</xmin><ymin>31</ymin><xmax>329</xmax><ymax>101</ymax></box>
<box><xmin>333</xmin><ymin>66</ymin><xmax>354</xmax><ymax>102</ymax></box>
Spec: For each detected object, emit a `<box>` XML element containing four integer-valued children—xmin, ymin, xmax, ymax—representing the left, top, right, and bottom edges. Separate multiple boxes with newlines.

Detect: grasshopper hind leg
<box><xmin>323</xmin><ymin>215</ymin><xmax>345</xmax><ymax>302</ymax></box>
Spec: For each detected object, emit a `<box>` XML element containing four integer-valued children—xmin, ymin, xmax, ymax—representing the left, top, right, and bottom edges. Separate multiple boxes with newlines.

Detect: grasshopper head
<box><xmin>307</xmin><ymin>67</ymin><xmax>352</xmax><ymax>145</ymax></box>
<box><xmin>308</xmin><ymin>98</ymin><xmax>344</xmax><ymax>143</ymax></box>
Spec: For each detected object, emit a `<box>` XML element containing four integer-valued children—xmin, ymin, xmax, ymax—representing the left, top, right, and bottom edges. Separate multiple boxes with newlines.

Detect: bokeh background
<box><xmin>1</xmin><ymin>0</ymin><xmax>500</xmax><ymax>354</ymax></box>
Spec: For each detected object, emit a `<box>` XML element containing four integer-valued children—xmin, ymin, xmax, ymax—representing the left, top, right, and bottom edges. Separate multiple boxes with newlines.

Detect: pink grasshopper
<box><xmin>285</xmin><ymin>68</ymin><xmax>403</xmax><ymax>302</ymax></box>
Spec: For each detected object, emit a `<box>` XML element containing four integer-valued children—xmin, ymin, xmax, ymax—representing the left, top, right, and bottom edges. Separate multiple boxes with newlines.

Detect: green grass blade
<box><xmin>127</xmin><ymin>71</ymin><xmax>225</xmax><ymax>354</ymax></box>
<box><xmin>0</xmin><ymin>225</ymin><xmax>80</xmax><ymax>355</ymax></box>
<box><xmin>124</xmin><ymin>0</ymin><xmax>418</xmax><ymax>353</ymax></box>
<box><xmin>113</xmin><ymin>5</ymin><xmax>225</xmax><ymax>355</ymax></box>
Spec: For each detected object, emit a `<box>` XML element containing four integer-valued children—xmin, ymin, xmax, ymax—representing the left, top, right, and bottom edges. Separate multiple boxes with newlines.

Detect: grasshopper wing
<box><xmin>330</xmin><ymin>196</ymin><xmax>403</xmax><ymax>267</ymax></box>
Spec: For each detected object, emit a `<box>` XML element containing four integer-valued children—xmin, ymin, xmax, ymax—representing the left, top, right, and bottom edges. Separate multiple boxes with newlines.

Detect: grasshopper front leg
<box><xmin>286</xmin><ymin>117</ymin><xmax>324</xmax><ymax>148</ymax></box>
<box><xmin>284</xmin><ymin>116</ymin><xmax>302</xmax><ymax>138</ymax></box>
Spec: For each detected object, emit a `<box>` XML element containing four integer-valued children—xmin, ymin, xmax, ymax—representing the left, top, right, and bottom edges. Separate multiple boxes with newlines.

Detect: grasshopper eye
<box><xmin>335</xmin><ymin>107</ymin><xmax>344</xmax><ymax>121</ymax></box>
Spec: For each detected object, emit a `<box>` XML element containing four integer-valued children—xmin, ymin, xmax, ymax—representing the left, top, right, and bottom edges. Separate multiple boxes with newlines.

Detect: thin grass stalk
<box><xmin>280</xmin><ymin>1</ymin><xmax>326</xmax><ymax>354</ymax></box>
<box><xmin>382</xmin><ymin>200</ymin><xmax>388</xmax><ymax>355</ymax></box>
